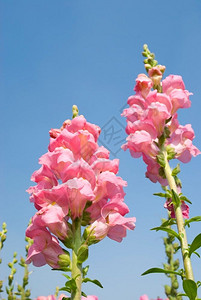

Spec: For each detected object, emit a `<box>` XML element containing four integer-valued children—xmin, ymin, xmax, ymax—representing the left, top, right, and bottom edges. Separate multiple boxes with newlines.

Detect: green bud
<box><xmin>8</xmin><ymin>262</ymin><xmax>12</xmax><ymax>268</ymax></box>
<box><xmin>25</xmin><ymin>290</ymin><xmax>31</xmax><ymax>297</ymax></box>
<box><xmin>13</xmin><ymin>252</ymin><xmax>17</xmax><ymax>258</ymax></box>
<box><xmin>173</xmin><ymin>259</ymin><xmax>180</xmax><ymax>269</ymax></box>
<box><xmin>172</xmin><ymin>280</ymin><xmax>179</xmax><ymax>289</ymax></box>
<box><xmin>58</xmin><ymin>253</ymin><xmax>71</xmax><ymax>268</ymax></box>
<box><xmin>2</xmin><ymin>222</ymin><xmax>7</xmax><ymax>230</ymax></box>
<box><xmin>1</xmin><ymin>234</ymin><xmax>7</xmax><ymax>242</ymax></box>
<box><xmin>72</xmin><ymin>105</ymin><xmax>79</xmax><ymax>119</ymax></box>
<box><xmin>173</xmin><ymin>243</ymin><xmax>179</xmax><ymax>250</ymax></box>
<box><xmin>165</xmin><ymin>284</ymin><xmax>171</xmax><ymax>295</ymax></box>
<box><xmin>17</xmin><ymin>285</ymin><xmax>22</xmax><ymax>292</ymax></box>
<box><xmin>77</xmin><ymin>244</ymin><xmax>88</xmax><ymax>264</ymax></box>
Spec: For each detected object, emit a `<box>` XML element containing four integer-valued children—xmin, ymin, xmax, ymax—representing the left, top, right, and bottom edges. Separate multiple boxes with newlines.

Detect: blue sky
<box><xmin>1</xmin><ymin>1</ymin><xmax>201</xmax><ymax>299</ymax></box>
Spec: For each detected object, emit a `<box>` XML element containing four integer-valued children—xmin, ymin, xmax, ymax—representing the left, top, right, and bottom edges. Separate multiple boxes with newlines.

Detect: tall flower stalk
<box><xmin>122</xmin><ymin>44</ymin><xmax>200</xmax><ymax>299</ymax></box>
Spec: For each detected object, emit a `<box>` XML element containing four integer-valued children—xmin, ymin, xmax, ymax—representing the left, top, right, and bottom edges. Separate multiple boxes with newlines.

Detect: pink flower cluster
<box><xmin>122</xmin><ymin>72</ymin><xmax>200</xmax><ymax>185</ymax></box>
<box><xmin>26</xmin><ymin>115</ymin><xmax>135</xmax><ymax>268</ymax></box>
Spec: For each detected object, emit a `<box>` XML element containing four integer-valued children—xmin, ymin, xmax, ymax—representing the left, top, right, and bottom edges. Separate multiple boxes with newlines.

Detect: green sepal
<box><xmin>180</xmin><ymin>195</ymin><xmax>192</xmax><ymax>204</ymax></box>
<box><xmin>77</xmin><ymin>244</ymin><xmax>89</xmax><ymax>264</ymax></box>
<box><xmin>151</xmin><ymin>226</ymin><xmax>181</xmax><ymax>241</ymax></box>
<box><xmin>185</xmin><ymin>216</ymin><xmax>201</xmax><ymax>227</ymax></box>
<box><xmin>157</xmin><ymin>152</ymin><xmax>166</xmax><ymax>168</ymax></box>
<box><xmin>82</xmin><ymin>277</ymin><xmax>103</xmax><ymax>288</ymax></box>
<box><xmin>171</xmin><ymin>189</ymin><xmax>180</xmax><ymax>207</ymax></box>
<box><xmin>141</xmin><ymin>267</ymin><xmax>182</xmax><ymax>277</ymax></box>
<box><xmin>60</xmin><ymin>277</ymin><xmax>77</xmax><ymax>293</ymax></box>
<box><xmin>81</xmin><ymin>291</ymin><xmax>87</xmax><ymax>297</ymax></box>
<box><xmin>161</xmin><ymin>219</ymin><xmax>176</xmax><ymax>227</ymax></box>
<box><xmin>82</xmin><ymin>265</ymin><xmax>89</xmax><ymax>278</ymax></box>
<box><xmin>172</xmin><ymin>164</ymin><xmax>180</xmax><ymax>176</ymax></box>
<box><xmin>189</xmin><ymin>233</ymin><xmax>201</xmax><ymax>257</ymax></box>
<box><xmin>153</xmin><ymin>190</ymin><xmax>172</xmax><ymax>198</ymax></box>
<box><xmin>183</xmin><ymin>279</ymin><xmax>197</xmax><ymax>300</ymax></box>
<box><xmin>166</xmin><ymin>145</ymin><xmax>176</xmax><ymax>160</ymax></box>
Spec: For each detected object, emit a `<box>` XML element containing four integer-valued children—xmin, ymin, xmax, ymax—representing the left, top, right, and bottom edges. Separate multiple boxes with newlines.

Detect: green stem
<box><xmin>71</xmin><ymin>219</ymin><xmax>82</xmax><ymax>300</ymax></box>
<box><xmin>163</xmin><ymin>150</ymin><xmax>194</xmax><ymax>281</ymax></box>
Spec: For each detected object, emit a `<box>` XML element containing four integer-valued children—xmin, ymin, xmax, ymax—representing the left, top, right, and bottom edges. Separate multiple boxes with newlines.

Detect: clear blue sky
<box><xmin>1</xmin><ymin>1</ymin><xmax>201</xmax><ymax>299</ymax></box>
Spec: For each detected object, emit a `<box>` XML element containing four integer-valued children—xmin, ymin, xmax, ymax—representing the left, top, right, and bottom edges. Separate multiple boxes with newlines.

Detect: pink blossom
<box><xmin>28</xmin><ymin>204</ymin><xmax>69</xmax><ymax>240</ymax></box>
<box><xmin>162</xmin><ymin>75</ymin><xmax>185</xmax><ymax>95</ymax></box>
<box><xmin>140</xmin><ymin>296</ymin><xmax>169</xmax><ymax>300</ymax></box>
<box><xmin>36</xmin><ymin>294</ymin><xmax>66</xmax><ymax>300</ymax></box>
<box><xmin>140</xmin><ymin>295</ymin><xmax>149</xmax><ymax>300</ymax></box>
<box><xmin>134</xmin><ymin>73</ymin><xmax>153</xmax><ymax>98</ymax></box>
<box><xmin>81</xmin><ymin>296</ymin><xmax>98</xmax><ymax>300</ymax></box>
<box><xmin>167</xmin><ymin>124</ymin><xmax>201</xmax><ymax>163</ymax></box>
<box><xmin>164</xmin><ymin>198</ymin><xmax>189</xmax><ymax>219</ymax></box>
<box><xmin>26</xmin><ymin>228</ymin><xmax>65</xmax><ymax>268</ymax></box>
<box><xmin>86</xmin><ymin>195</ymin><xmax>136</xmax><ymax>243</ymax></box>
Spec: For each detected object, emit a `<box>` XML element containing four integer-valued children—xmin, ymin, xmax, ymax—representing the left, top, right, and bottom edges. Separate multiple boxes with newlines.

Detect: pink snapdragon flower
<box><xmin>27</xmin><ymin>114</ymin><xmax>136</xmax><ymax>268</ymax></box>
<box><xmin>26</xmin><ymin>227</ymin><xmax>66</xmax><ymax>268</ymax></box>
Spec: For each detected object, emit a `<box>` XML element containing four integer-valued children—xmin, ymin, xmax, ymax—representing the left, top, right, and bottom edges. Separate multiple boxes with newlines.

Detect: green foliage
<box><xmin>189</xmin><ymin>234</ymin><xmax>201</xmax><ymax>257</ymax></box>
<box><xmin>185</xmin><ymin>216</ymin><xmax>201</xmax><ymax>228</ymax></box>
<box><xmin>141</xmin><ymin>267</ymin><xmax>182</xmax><ymax>277</ymax></box>
<box><xmin>82</xmin><ymin>278</ymin><xmax>103</xmax><ymax>288</ymax></box>
<box><xmin>151</xmin><ymin>226</ymin><xmax>181</xmax><ymax>241</ymax></box>
<box><xmin>183</xmin><ymin>279</ymin><xmax>197</xmax><ymax>300</ymax></box>
<box><xmin>77</xmin><ymin>244</ymin><xmax>89</xmax><ymax>264</ymax></box>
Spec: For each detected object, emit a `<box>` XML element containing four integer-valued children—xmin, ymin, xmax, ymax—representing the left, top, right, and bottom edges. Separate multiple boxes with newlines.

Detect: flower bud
<box><xmin>58</xmin><ymin>252</ymin><xmax>71</xmax><ymax>269</ymax></box>
<box><xmin>165</xmin><ymin>285</ymin><xmax>171</xmax><ymax>295</ymax></box>
<box><xmin>173</xmin><ymin>280</ymin><xmax>179</xmax><ymax>289</ymax></box>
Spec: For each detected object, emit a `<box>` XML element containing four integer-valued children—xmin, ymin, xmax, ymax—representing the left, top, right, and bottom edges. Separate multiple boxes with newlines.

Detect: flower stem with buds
<box><xmin>163</xmin><ymin>149</ymin><xmax>194</xmax><ymax>281</ymax></box>
<box><xmin>71</xmin><ymin>219</ymin><xmax>82</xmax><ymax>300</ymax></box>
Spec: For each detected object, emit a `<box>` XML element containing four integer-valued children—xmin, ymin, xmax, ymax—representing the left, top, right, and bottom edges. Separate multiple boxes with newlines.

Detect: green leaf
<box><xmin>65</xmin><ymin>278</ymin><xmax>77</xmax><ymax>293</ymax></box>
<box><xmin>161</xmin><ymin>219</ymin><xmax>176</xmax><ymax>227</ymax></box>
<box><xmin>151</xmin><ymin>226</ymin><xmax>181</xmax><ymax>241</ymax></box>
<box><xmin>82</xmin><ymin>265</ymin><xmax>89</xmax><ymax>278</ymax></box>
<box><xmin>81</xmin><ymin>291</ymin><xmax>87</xmax><ymax>297</ymax></box>
<box><xmin>153</xmin><ymin>192</ymin><xmax>167</xmax><ymax>198</ymax></box>
<box><xmin>180</xmin><ymin>195</ymin><xmax>192</xmax><ymax>205</ymax></box>
<box><xmin>183</xmin><ymin>279</ymin><xmax>197</xmax><ymax>300</ymax></box>
<box><xmin>156</xmin><ymin>152</ymin><xmax>166</xmax><ymax>168</ymax></box>
<box><xmin>171</xmin><ymin>189</ymin><xmax>180</xmax><ymax>207</ymax></box>
<box><xmin>77</xmin><ymin>244</ymin><xmax>89</xmax><ymax>264</ymax></box>
<box><xmin>172</xmin><ymin>164</ymin><xmax>180</xmax><ymax>176</ymax></box>
<box><xmin>153</xmin><ymin>192</ymin><xmax>171</xmax><ymax>198</ymax></box>
<box><xmin>141</xmin><ymin>267</ymin><xmax>181</xmax><ymax>276</ymax></box>
<box><xmin>185</xmin><ymin>216</ymin><xmax>201</xmax><ymax>227</ymax></box>
<box><xmin>189</xmin><ymin>234</ymin><xmax>201</xmax><ymax>257</ymax></box>
<box><xmin>82</xmin><ymin>278</ymin><xmax>103</xmax><ymax>288</ymax></box>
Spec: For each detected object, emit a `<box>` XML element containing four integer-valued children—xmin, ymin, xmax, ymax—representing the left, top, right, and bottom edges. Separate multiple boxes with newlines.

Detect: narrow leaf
<box><xmin>171</xmin><ymin>189</ymin><xmax>180</xmax><ymax>207</ymax></box>
<box><xmin>180</xmin><ymin>195</ymin><xmax>192</xmax><ymax>204</ymax></box>
<box><xmin>141</xmin><ymin>267</ymin><xmax>181</xmax><ymax>276</ymax></box>
<box><xmin>185</xmin><ymin>216</ymin><xmax>201</xmax><ymax>227</ymax></box>
<box><xmin>183</xmin><ymin>279</ymin><xmax>197</xmax><ymax>300</ymax></box>
<box><xmin>77</xmin><ymin>244</ymin><xmax>88</xmax><ymax>264</ymax></box>
<box><xmin>172</xmin><ymin>164</ymin><xmax>180</xmax><ymax>176</ymax></box>
<box><xmin>189</xmin><ymin>234</ymin><xmax>201</xmax><ymax>257</ymax></box>
<box><xmin>82</xmin><ymin>278</ymin><xmax>103</xmax><ymax>288</ymax></box>
<box><xmin>151</xmin><ymin>226</ymin><xmax>181</xmax><ymax>241</ymax></box>
<box><xmin>153</xmin><ymin>192</ymin><xmax>169</xmax><ymax>198</ymax></box>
